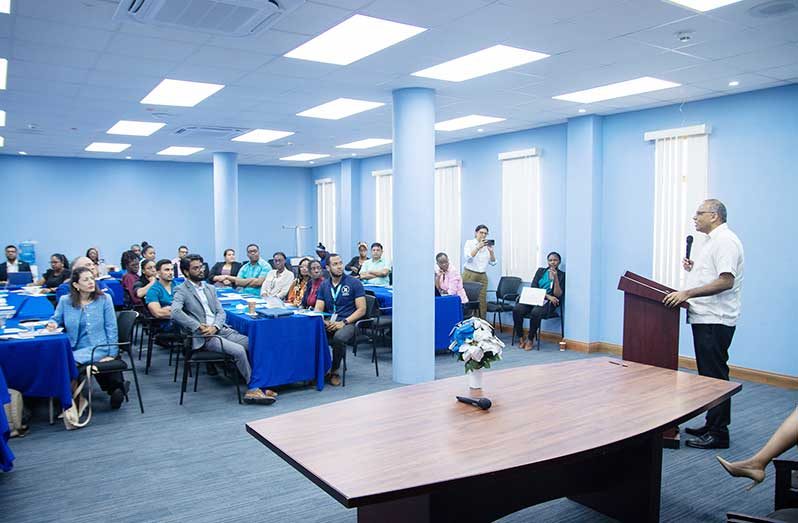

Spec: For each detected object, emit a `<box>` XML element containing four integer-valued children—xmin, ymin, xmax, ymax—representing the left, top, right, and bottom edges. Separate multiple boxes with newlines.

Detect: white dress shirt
<box><xmin>6</xmin><ymin>260</ymin><xmax>19</xmax><ymax>273</ymax></box>
<box><xmin>189</xmin><ymin>280</ymin><xmax>216</xmax><ymax>325</ymax></box>
<box><xmin>462</xmin><ymin>239</ymin><xmax>496</xmax><ymax>273</ymax></box>
<box><xmin>260</xmin><ymin>268</ymin><xmax>295</xmax><ymax>299</ymax></box>
<box><xmin>685</xmin><ymin>223</ymin><xmax>744</xmax><ymax>326</ymax></box>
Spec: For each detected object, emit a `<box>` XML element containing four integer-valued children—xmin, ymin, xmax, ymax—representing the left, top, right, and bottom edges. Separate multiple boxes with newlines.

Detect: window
<box><xmin>499</xmin><ymin>149</ymin><xmax>540</xmax><ymax>281</ymax></box>
<box><xmin>645</xmin><ymin>124</ymin><xmax>709</xmax><ymax>289</ymax></box>
<box><xmin>434</xmin><ymin>161</ymin><xmax>462</xmax><ymax>269</ymax></box>
<box><xmin>316</xmin><ymin>178</ymin><xmax>336</xmax><ymax>253</ymax></box>
<box><xmin>373</xmin><ymin>169</ymin><xmax>393</xmax><ymax>263</ymax></box>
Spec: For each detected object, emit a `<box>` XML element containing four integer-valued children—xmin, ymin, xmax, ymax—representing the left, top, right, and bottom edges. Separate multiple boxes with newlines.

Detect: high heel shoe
<box><xmin>716</xmin><ymin>456</ymin><xmax>765</xmax><ymax>491</ymax></box>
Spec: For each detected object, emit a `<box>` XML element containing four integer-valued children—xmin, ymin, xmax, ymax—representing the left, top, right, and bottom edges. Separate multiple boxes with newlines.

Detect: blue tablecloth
<box><xmin>104</xmin><ymin>279</ymin><xmax>124</xmax><ymax>306</ymax></box>
<box><xmin>222</xmin><ymin>300</ymin><xmax>330</xmax><ymax>391</ymax></box>
<box><xmin>0</xmin><ymin>365</ymin><xmax>15</xmax><ymax>472</ymax></box>
<box><xmin>363</xmin><ymin>285</ymin><xmax>462</xmax><ymax>350</ymax></box>
<box><xmin>0</xmin><ymin>320</ymin><xmax>78</xmax><ymax>409</ymax></box>
<box><xmin>2</xmin><ymin>291</ymin><xmax>55</xmax><ymax>320</ymax></box>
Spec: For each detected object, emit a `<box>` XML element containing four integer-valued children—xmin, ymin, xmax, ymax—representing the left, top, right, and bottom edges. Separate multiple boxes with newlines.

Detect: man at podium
<box><xmin>663</xmin><ymin>199</ymin><xmax>744</xmax><ymax>450</ymax></box>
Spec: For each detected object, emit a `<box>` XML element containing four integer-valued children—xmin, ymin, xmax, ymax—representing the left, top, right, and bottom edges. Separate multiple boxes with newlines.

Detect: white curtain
<box><xmin>434</xmin><ymin>162</ymin><xmax>462</xmax><ymax>270</ymax></box>
<box><xmin>501</xmin><ymin>155</ymin><xmax>540</xmax><ymax>282</ymax></box>
<box><xmin>652</xmin><ymin>133</ymin><xmax>708</xmax><ymax>289</ymax></box>
<box><xmin>374</xmin><ymin>171</ymin><xmax>393</xmax><ymax>263</ymax></box>
<box><xmin>316</xmin><ymin>179</ymin><xmax>336</xmax><ymax>253</ymax></box>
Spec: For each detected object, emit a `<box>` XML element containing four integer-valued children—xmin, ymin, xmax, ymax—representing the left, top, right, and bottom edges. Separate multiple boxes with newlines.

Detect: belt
<box><xmin>464</xmin><ymin>268</ymin><xmax>486</xmax><ymax>275</ymax></box>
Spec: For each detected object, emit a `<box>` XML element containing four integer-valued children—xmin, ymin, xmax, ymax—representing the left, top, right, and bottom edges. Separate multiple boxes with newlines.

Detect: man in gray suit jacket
<box><xmin>172</xmin><ymin>254</ymin><xmax>275</xmax><ymax>404</ymax></box>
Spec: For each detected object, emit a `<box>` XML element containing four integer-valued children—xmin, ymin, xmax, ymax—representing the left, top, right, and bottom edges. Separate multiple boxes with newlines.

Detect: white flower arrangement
<box><xmin>449</xmin><ymin>317</ymin><xmax>505</xmax><ymax>373</ymax></box>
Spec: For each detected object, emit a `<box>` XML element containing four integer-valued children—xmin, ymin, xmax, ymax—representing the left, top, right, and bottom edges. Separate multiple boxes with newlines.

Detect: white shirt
<box><xmin>260</xmin><ymin>268</ymin><xmax>294</xmax><ymax>299</ymax></box>
<box><xmin>463</xmin><ymin>239</ymin><xmax>496</xmax><ymax>273</ymax></box>
<box><xmin>171</xmin><ymin>257</ymin><xmax>183</xmax><ymax>278</ymax></box>
<box><xmin>685</xmin><ymin>223</ymin><xmax>744</xmax><ymax>326</ymax></box>
<box><xmin>6</xmin><ymin>260</ymin><xmax>19</xmax><ymax>273</ymax></box>
<box><xmin>189</xmin><ymin>280</ymin><xmax>216</xmax><ymax>325</ymax></box>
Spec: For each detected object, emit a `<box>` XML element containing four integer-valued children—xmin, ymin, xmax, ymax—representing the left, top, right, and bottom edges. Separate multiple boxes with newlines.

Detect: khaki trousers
<box><xmin>462</xmin><ymin>269</ymin><xmax>488</xmax><ymax>319</ymax></box>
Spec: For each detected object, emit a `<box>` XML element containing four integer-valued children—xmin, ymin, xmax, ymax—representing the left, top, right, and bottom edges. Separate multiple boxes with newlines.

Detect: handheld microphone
<box><xmin>685</xmin><ymin>235</ymin><xmax>694</xmax><ymax>260</ymax></box>
<box><xmin>456</xmin><ymin>396</ymin><xmax>492</xmax><ymax>410</ymax></box>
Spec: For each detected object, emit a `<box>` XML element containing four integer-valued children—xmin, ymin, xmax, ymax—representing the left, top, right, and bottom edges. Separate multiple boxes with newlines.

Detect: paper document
<box><xmin>519</xmin><ymin>287</ymin><xmax>546</xmax><ymax>306</ymax></box>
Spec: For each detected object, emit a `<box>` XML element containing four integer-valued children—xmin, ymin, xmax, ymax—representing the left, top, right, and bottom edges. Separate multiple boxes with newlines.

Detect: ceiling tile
<box><xmin>13</xmin><ymin>0</ymin><xmax>119</xmax><ymax>30</ymax></box>
<box><xmin>185</xmin><ymin>46</ymin><xmax>276</xmax><ymax>70</ymax></box>
<box><xmin>93</xmin><ymin>53</ymin><xmax>179</xmax><ymax>77</ymax></box>
<box><xmin>11</xmin><ymin>42</ymin><xmax>99</xmax><ymax>70</ymax></box>
<box><xmin>12</xmin><ymin>16</ymin><xmax>114</xmax><ymax>52</ymax></box>
<box><xmin>208</xmin><ymin>29</ymin><xmax>310</xmax><ymax>54</ymax></box>
<box><xmin>105</xmin><ymin>34</ymin><xmax>201</xmax><ymax>62</ymax></box>
<box><xmin>625</xmin><ymin>13</ymin><xmax>741</xmax><ymax>50</ymax></box>
<box><xmin>718</xmin><ymin>43</ymin><xmax>798</xmax><ymax>72</ymax></box>
<box><xmin>691</xmin><ymin>72</ymin><xmax>789</xmax><ymax>92</ymax></box>
<box><xmin>760</xmin><ymin>62</ymin><xmax>798</xmax><ymax>81</ymax></box>
<box><xmin>272</xmin><ymin>2</ymin><xmax>353</xmax><ymax>35</ymax></box>
<box><xmin>361</xmin><ymin>0</ymin><xmax>489</xmax><ymax>28</ymax></box>
<box><xmin>674</xmin><ymin>28</ymin><xmax>792</xmax><ymax>61</ymax></box>
<box><xmin>8</xmin><ymin>61</ymin><xmax>90</xmax><ymax>83</ymax></box>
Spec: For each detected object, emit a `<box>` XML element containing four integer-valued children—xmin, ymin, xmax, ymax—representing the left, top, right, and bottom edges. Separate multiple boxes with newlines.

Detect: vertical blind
<box><xmin>316</xmin><ymin>178</ymin><xmax>336</xmax><ymax>254</ymax></box>
<box><xmin>434</xmin><ymin>161</ymin><xmax>462</xmax><ymax>270</ymax></box>
<box><xmin>500</xmin><ymin>151</ymin><xmax>540</xmax><ymax>281</ymax></box>
<box><xmin>374</xmin><ymin>170</ymin><xmax>393</xmax><ymax>263</ymax></box>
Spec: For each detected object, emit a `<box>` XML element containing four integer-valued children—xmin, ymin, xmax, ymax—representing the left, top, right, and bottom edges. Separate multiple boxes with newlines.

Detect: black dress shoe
<box><xmin>206</xmin><ymin>363</ymin><xmax>218</xmax><ymax>376</ymax></box>
<box><xmin>685</xmin><ymin>433</ymin><xmax>729</xmax><ymax>449</ymax></box>
<box><xmin>684</xmin><ymin>425</ymin><xmax>710</xmax><ymax>437</ymax></box>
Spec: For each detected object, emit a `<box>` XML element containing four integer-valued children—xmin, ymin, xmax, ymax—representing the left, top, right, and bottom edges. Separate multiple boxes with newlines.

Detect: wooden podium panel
<box><xmin>247</xmin><ymin>358</ymin><xmax>740</xmax><ymax>522</ymax></box>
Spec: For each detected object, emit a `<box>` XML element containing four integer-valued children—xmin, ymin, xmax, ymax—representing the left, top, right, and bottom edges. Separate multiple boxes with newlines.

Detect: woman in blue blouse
<box><xmin>47</xmin><ymin>267</ymin><xmax>127</xmax><ymax>409</ymax></box>
<box><xmin>512</xmin><ymin>252</ymin><xmax>566</xmax><ymax>350</ymax></box>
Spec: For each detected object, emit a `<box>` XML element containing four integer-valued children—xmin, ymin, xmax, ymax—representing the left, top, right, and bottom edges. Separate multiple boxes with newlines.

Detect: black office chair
<box><xmin>87</xmin><ymin>310</ymin><xmax>144</xmax><ymax>413</ymax></box>
<box><xmin>176</xmin><ymin>334</ymin><xmax>242</xmax><ymax>405</ymax></box>
<box><xmin>727</xmin><ymin>459</ymin><xmax>798</xmax><ymax>522</ymax></box>
<box><xmin>462</xmin><ymin>281</ymin><xmax>483</xmax><ymax>318</ymax></box>
<box><xmin>339</xmin><ymin>294</ymin><xmax>380</xmax><ymax>386</ymax></box>
<box><xmin>486</xmin><ymin>276</ymin><xmax>522</xmax><ymax>330</ymax></box>
<box><xmin>510</xmin><ymin>300</ymin><xmax>565</xmax><ymax>350</ymax></box>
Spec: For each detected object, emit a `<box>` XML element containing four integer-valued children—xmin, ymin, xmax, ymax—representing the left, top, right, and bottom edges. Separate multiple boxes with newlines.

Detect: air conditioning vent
<box><xmin>174</xmin><ymin>126</ymin><xmax>248</xmax><ymax>139</ymax></box>
<box><xmin>113</xmin><ymin>0</ymin><xmax>305</xmax><ymax>37</ymax></box>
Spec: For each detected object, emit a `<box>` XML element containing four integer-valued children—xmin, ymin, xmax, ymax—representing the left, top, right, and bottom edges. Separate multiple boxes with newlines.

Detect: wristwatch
<box><xmin>342</xmin><ymin>319</ymin><xmax>349</xmax><ymax>326</ymax></box>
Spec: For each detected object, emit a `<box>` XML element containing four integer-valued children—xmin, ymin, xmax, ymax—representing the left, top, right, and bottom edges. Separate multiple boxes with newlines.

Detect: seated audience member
<box><xmin>359</xmin><ymin>242</ymin><xmax>390</xmax><ymax>286</ymax></box>
<box><xmin>55</xmin><ymin>257</ymin><xmax>111</xmax><ymax>303</ymax></box>
<box><xmin>86</xmin><ymin>247</ymin><xmax>116</xmax><ymax>275</ymax></box>
<box><xmin>145</xmin><ymin>259</ymin><xmax>181</xmax><ymax>338</ymax></box>
<box><xmin>0</xmin><ymin>244</ymin><xmax>31</xmax><ymax>283</ymax></box>
<box><xmin>208</xmin><ymin>249</ymin><xmax>242</xmax><ymax>287</ymax></box>
<box><xmin>301</xmin><ymin>260</ymin><xmax>325</xmax><ymax>309</ymax></box>
<box><xmin>31</xmin><ymin>253</ymin><xmax>71</xmax><ymax>293</ymax></box>
<box><xmin>130</xmin><ymin>244</ymin><xmax>142</xmax><ymax>259</ymax></box>
<box><xmin>231</xmin><ymin>244</ymin><xmax>271</xmax><ymax>296</ymax></box>
<box><xmin>260</xmin><ymin>252</ymin><xmax>294</xmax><ymax>300</ymax></box>
<box><xmin>47</xmin><ymin>267</ymin><xmax>127</xmax><ymax>409</ymax></box>
<box><xmin>171</xmin><ymin>254</ymin><xmax>275</xmax><ymax>405</ymax></box>
<box><xmin>172</xmin><ymin>245</ymin><xmax>188</xmax><ymax>278</ymax></box>
<box><xmin>286</xmin><ymin>258</ymin><xmax>311</xmax><ymax>307</ymax></box>
<box><xmin>314</xmin><ymin>254</ymin><xmax>366</xmax><ymax>386</ymax></box>
<box><xmin>345</xmin><ymin>242</ymin><xmax>369</xmax><ymax>277</ymax></box>
<box><xmin>512</xmin><ymin>251</ymin><xmax>565</xmax><ymax>351</ymax></box>
<box><xmin>133</xmin><ymin>259</ymin><xmax>158</xmax><ymax>306</ymax></box>
<box><xmin>141</xmin><ymin>243</ymin><xmax>156</xmax><ymax>264</ymax></box>
<box><xmin>120</xmin><ymin>250</ymin><xmax>142</xmax><ymax>307</ymax></box>
<box><xmin>434</xmin><ymin>252</ymin><xmax>468</xmax><ymax>303</ymax></box>
<box><xmin>717</xmin><ymin>407</ymin><xmax>798</xmax><ymax>488</ymax></box>
<box><xmin>316</xmin><ymin>243</ymin><xmax>329</xmax><ymax>270</ymax></box>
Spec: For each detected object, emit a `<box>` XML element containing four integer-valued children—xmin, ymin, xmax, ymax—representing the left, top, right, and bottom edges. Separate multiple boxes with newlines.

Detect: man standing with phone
<box><xmin>462</xmin><ymin>224</ymin><xmax>496</xmax><ymax>318</ymax></box>
<box><xmin>663</xmin><ymin>199</ymin><xmax>744</xmax><ymax>449</ymax></box>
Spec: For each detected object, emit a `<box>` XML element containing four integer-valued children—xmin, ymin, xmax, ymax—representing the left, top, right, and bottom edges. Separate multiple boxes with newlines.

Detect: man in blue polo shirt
<box><xmin>232</xmin><ymin>243</ymin><xmax>271</xmax><ymax>297</ymax></box>
<box><xmin>314</xmin><ymin>253</ymin><xmax>366</xmax><ymax>386</ymax></box>
<box><xmin>145</xmin><ymin>259</ymin><xmax>181</xmax><ymax>321</ymax></box>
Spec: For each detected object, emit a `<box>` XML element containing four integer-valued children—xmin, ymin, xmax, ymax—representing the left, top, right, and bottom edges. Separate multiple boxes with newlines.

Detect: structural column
<box><xmin>392</xmin><ymin>87</ymin><xmax>436</xmax><ymax>384</ymax></box>
<box><xmin>339</xmin><ymin>158</ymin><xmax>359</xmax><ymax>261</ymax></box>
<box><xmin>564</xmin><ymin>116</ymin><xmax>604</xmax><ymax>345</ymax></box>
<box><xmin>213</xmin><ymin>152</ymin><xmax>239</xmax><ymax>259</ymax></box>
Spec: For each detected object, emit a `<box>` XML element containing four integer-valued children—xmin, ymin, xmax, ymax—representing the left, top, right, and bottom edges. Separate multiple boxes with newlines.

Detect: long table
<box><xmin>247</xmin><ymin>357</ymin><xmax>741</xmax><ymax>522</ymax></box>
<box><xmin>362</xmin><ymin>285</ymin><xmax>462</xmax><ymax>350</ymax></box>
<box><xmin>220</xmin><ymin>295</ymin><xmax>331</xmax><ymax>391</ymax></box>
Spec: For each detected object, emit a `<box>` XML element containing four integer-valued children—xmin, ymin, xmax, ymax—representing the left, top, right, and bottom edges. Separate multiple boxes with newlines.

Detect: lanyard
<box><xmin>330</xmin><ymin>283</ymin><xmax>343</xmax><ymax>313</ymax></box>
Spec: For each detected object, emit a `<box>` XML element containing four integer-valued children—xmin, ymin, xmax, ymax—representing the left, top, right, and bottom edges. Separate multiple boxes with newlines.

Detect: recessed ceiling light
<box><xmin>141</xmin><ymin>79</ymin><xmax>224</xmax><ymax>107</ymax></box>
<box><xmin>728</xmin><ymin>80</ymin><xmax>740</xmax><ymax>87</ymax></box>
<box><xmin>553</xmin><ymin>76</ymin><xmax>681</xmax><ymax>103</ymax></box>
<box><xmin>351</xmin><ymin>153</ymin><xmax>357</xmax><ymax>156</ymax></box>
<box><xmin>477</xmin><ymin>128</ymin><xmax>484</xmax><ymax>133</ymax></box>
<box><xmin>0</xmin><ymin>0</ymin><xmax>9</xmax><ymax>15</ymax></box>
<box><xmin>412</xmin><ymin>45</ymin><xmax>549</xmax><ymax>82</ymax></box>
<box><xmin>107</xmin><ymin>120</ymin><xmax>166</xmax><ymax>136</ymax></box>
<box><xmin>157</xmin><ymin>146</ymin><xmax>204</xmax><ymax>156</ymax></box>
<box><xmin>18</xmin><ymin>151</ymin><xmax>26</xmax><ymax>155</ymax></box>
<box><xmin>125</xmin><ymin>156</ymin><xmax>132</xmax><ymax>160</ymax></box>
<box><xmin>298</xmin><ymin>98</ymin><xmax>384</xmax><ymax>120</ymax></box>
<box><xmin>284</xmin><ymin>14</ymin><xmax>426</xmax><ymax>66</ymax></box>
<box><xmin>336</xmin><ymin>138</ymin><xmax>392</xmax><ymax>149</ymax></box>
<box><xmin>309</xmin><ymin>161</ymin><xmax>315</xmax><ymax>164</ymax></box>
<box><xmin>232</xmin><ymin>129</ymin><xmax>295</xmax><ymax>144</ymax></box>
<box><xmin>0</xmin><ymin>110</ymin><xmax>5</xmax><ymax>127</ymax></box>
<box><xmin>85</xmin><ymin>142</ymin><xmax>131</xmax><ymax>153</ymax></box>
<box><xmin>578</xmin><ymin>108</ymin><xmax>587</xmax><ymax>113</ymax></box>
<box><xmin>280</xmin><ymin>153</ymin><xmax>330</xmax><ymax>161</ymax></box>
<box><xmin>435</xmin><ymin>115</ymin><xmax>506</xmax><ymax>132</ymax></box>
<box><xmin>664</xmin><ymin>0</ymin><xmax>744</xmax><ymax>11</ymax></box>
<box><xmin>0</xmin><ymin>58</ymin><xmax>7</xmax><ymax>90</ymax></box>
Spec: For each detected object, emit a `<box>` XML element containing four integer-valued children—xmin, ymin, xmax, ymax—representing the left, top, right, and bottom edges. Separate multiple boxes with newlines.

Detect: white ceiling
<box><xmin>0</xmin><ymin>0</ymin><xmax>796</xmax><ymax>166</ymax></box>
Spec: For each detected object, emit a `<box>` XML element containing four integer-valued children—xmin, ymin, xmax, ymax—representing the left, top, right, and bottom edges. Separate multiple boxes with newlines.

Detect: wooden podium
<box><xmin>617</xmin><ymin>271</ymin><xmax>688</xmax><ymax>448</ymax></box>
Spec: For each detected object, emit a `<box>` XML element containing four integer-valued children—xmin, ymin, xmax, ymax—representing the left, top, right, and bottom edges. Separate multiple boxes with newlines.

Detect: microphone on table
<box><xmin>685</xmin><ymin>235</ymin><xmax>694</xmax><ymax>260</ymax></box>
<box><xmin>456</xmin><ymin>396</ymin><xmax>492</xmax><ymax>410</ymax></box>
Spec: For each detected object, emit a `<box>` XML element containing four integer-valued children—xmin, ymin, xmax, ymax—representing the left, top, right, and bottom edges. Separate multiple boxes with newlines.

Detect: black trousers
<box><xmin>326</xmin><ymin>324</ymin><xmax>357</xmax><ymax>372</ymax></box>
<box><xmin>692</xmin><ymin>323</ymin><xmax>736</xmax><ymax>438</ymax></box>
<box><xmin>77</xmin><ymin>364</ymin><xmax>124</xmax><ymax>395</ymax></box>
<box><xmin>512</xmin><ymin>301</ymin><xmax>554</xmax><ymax>339</ymax></box>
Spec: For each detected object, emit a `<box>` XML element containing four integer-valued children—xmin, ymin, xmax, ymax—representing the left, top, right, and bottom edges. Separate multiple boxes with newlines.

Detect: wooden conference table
<box><xmin>247</xmin><ymin>357</ymin><xmax>741</xmax><ymax>522</ymax></box>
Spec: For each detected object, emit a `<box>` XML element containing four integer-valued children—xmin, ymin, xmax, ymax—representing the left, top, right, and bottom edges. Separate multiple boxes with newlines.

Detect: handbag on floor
<box><xmin>3</xmin><ymin>389</ymin><xmax>27</xmax><ymax>438</ymax></box>
<box><xmin>63</xmin><ymin>366</ymin><xmax>93</xmax><ymax>431</ymax></box>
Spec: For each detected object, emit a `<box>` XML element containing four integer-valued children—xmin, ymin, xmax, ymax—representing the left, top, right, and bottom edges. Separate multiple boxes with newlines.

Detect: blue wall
<box><xmin>0</xmin><ymin>156</ymin><xmax>312</xmax><ymax>268</ymax></box>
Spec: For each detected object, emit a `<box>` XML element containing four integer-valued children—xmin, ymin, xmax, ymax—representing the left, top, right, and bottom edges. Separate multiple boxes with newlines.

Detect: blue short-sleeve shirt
<box><xmin>317</xmin><ymin>274</ymin><xmax>365</xmax><ymax>318</ymax></box>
